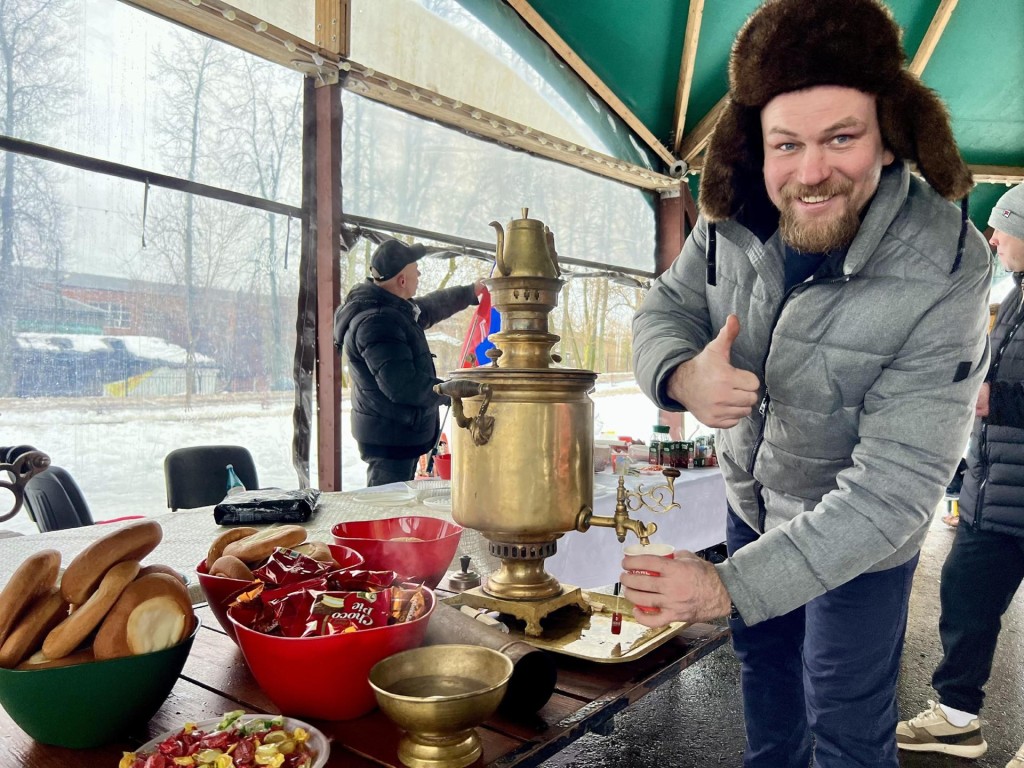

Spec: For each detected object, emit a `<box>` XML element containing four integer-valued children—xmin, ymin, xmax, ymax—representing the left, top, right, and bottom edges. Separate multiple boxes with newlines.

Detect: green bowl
<box><xmin>0</xmin><ymin>619</ymin><xmax>199</xmax><ymax>748</ymax></box>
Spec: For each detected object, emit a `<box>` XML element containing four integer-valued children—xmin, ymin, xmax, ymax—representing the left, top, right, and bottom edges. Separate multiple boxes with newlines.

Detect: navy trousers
<box><xmin>932</xmin><ymin>522</ymin><xmax>1024</xmax><ymax>715</ymax></box>
<box><xmin>727</xmin><ymin>510</ymin><xmax>918</xmax><ymax>768</ymax></box>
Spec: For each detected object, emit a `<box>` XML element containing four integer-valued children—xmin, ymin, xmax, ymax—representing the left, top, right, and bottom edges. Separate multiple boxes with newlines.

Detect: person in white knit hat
<box><xmin>897</xmin><ymin>183</ymin><xmax>1024</xmax><ymax>768</ymax></box>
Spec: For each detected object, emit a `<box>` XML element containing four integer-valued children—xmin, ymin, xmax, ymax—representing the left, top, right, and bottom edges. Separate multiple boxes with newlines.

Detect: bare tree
<box><xmin>222</xmin><ymin>57</ymin><xmax>302</xmax><ymax>389</ymax></box>
<box><xmin>0</xmin><ymin>0</ymin><xmax>76</xmax><ymax>395</ymax></box>
<box><xmin>142</xmin><ymin>30</ymin><xmax>236</xmax><ymax>405</ymax></box>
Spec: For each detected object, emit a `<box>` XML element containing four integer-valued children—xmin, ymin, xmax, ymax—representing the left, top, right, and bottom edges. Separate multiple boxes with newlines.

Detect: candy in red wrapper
<box><xmin>326</xmin><ymin>569</ymin><xmax>398</xmax><ymax>592</ymax></box>
<box><xmin>233</xmin><ymin>577</ymin><xmax>328</xmax><ymax>637</ymax></box>
<box><xmin>227</xmin><ymin>582</ymin><xmax>277</xmax><ymax>634</ymax></box>
<box><xmin>253</xmin><ymin>547</ymin><xmax>333</xmax><ymax>585</ymax></box>
<box><xmin>269</xmin><ymin>588</ymin><xmax>321</xmax><ymax>638</ymax></box>
<box><xmin>261</xmin><ymin>575</ymin><xmax>329</xmax><ymax>603</ymax></box>
<box><xmin>227</xmin><ymin>567</ymin><xmax>430</xmax><ymax>638</ymax></box>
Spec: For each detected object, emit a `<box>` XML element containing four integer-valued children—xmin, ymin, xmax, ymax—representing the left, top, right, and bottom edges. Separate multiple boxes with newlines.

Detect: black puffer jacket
<box><xmin>333</xmin><ymin>280</ymin><xmax>478</xmax><ymax>459</ymax></box>
<box><xmin>961</xmin><ymin>273</ymin><xmax>1024</xmax><ymax>533</ymax></box>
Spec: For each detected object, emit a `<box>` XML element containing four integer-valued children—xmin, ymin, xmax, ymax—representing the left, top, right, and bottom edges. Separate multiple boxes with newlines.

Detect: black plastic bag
<box><xmin>214</xmin><ymin>488</ymin><xmax>321</xmax><ymax>525</ymax></box>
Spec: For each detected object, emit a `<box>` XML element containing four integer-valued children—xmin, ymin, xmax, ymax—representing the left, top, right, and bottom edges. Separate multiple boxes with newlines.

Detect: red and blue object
<box><xmin>459</xmin><ymin>287</ymin><xmax>500</xmax><ymax>368</ymax></box>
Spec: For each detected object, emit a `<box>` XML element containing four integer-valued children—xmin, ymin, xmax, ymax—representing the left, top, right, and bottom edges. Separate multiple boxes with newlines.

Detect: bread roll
<box><xmin>290</xmin><ymin>540</ymin><xmax>335</xmax><ymax>563</ymax></box>
<box><xmin>0</xmin><ymin>549</ymin><xmax>60</xmax><ymax>647</ymax></box>
<box><xmin>205</xmin><ymin>527</ymin><xmax>258</xmax><ymax>570</ymax></box>
<box><xmin>0</xmin><ymin>588</ymin><xmax>69</xmax><ymax>668</ymax></box>
<box><xmin>61</xmin><ymin>520</ymin><xmax>162</xmax><ymax>605</ymax></box>
<box><xmin>92</xmin><ymin>573</ymin><xmax>194</xmax><ymax>660</ymax></box>
<box><xmin>43</xmin><ymin>560</ymin><xmax>141</xmax><ymax>659</ymax></box>
<box><xmin>222</xmin><ymin>525</ymin><xmax>306</xmax><ymax>564</ymax></box>
<box><xmin>138</xmin><ymin>563</ymin><xmax>187</xmax><ymax>585</ymax></box>
<box><xmin>209</xmin><ymin>555</ymin><xmax>254</xmax><ymax>581</ymax></box>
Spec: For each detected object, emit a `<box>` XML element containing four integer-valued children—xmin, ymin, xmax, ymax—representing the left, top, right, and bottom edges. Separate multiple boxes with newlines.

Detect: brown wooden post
<box><xmin>653</xmin><ymin>182</ymin><xmax>698</xmax><ymax>439</ymax></box>
<box><xmin>315</xmin><ymin>82</ymin><xmax>343</xmax><ymax>491</ymax></box>
<box><xmin>655</xmin><ymin>185</ymin><xmax>692</xmax><ymax>275</ymax></box>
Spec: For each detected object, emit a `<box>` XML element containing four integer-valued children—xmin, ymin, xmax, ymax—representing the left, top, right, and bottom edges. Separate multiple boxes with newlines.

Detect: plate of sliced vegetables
<box><xmin>122</xmin><ymin>710</ymin><xmax>329</xmax><ymax>768</ymax></box>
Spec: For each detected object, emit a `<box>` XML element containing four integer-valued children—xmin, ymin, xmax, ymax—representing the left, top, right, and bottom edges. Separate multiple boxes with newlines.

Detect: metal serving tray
<box><xmin>447</xmin><ymin>589</ymin><xmax>688</xmax><ymax>664</ymax></box>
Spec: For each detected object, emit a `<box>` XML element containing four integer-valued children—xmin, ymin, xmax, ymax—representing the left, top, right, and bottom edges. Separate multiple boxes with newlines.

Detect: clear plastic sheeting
<box><xmin>1</xmin><ymin>155</ymin><xmax>309</xmax><ymax>508</ymax></box>
<box><xmin>341</xmin><ymin>95</ymin><xmax>657</xmax><ymax>273</ymax></box>
<box><xmin>349</xmin><ymin>0</ymin><xmax>657</xmax><ymax>172</ymax></box>
<box><xmin>5</xmin><ymin>0</ymin><xmax>303</xmax><ymax>208</ymax></box>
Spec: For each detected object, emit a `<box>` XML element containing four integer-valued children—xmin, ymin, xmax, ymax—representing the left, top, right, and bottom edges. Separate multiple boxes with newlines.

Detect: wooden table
<box><xmin>3</xmin><ymin>600</ymin><xmax>729</xmax><ymax>767</ymax></box>
<box><xmin>0</xmin><ymin>488</ymin><xmax>730</xmax><ymax>766</ymax></box>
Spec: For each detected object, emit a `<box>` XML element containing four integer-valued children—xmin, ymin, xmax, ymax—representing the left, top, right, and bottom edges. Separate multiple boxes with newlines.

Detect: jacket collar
<box><xmin>842</xmin><ymin>162</ymin><xmax>908</xmax><ymax>276</ymax></box>
<box><xmin>350</xmin><ymin>280</ymin><xmax>415</xmax><ymax>312</ymax></box>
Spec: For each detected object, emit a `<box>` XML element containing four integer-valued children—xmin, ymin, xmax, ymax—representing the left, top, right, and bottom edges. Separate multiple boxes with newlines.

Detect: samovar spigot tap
<box><xmin>575</xmin><ymin>468</ymin><xmax>683</xmax><ymax>543</ymax></box>
<box><xmin>575</xmin><ymin>475</ymin><xmax>659</xmax><ymax>544</ymax></box>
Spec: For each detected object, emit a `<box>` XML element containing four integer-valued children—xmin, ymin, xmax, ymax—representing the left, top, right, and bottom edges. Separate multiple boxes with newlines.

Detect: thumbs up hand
<box><xmin>666</xmin><ymin>314</ymin><xmax>761</xmax><ymax>428</ymax></box>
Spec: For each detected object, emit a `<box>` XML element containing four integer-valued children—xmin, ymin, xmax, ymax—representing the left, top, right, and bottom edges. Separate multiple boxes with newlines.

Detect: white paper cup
<box><xmin>623</xmin><ymin>542</ymin><xmax>675</xmax><ymax>613</ymax></box>
<box><xmin>624</xmin><ymin>542</ymin><xmax>674</xmax><ymax>558</ymax></box>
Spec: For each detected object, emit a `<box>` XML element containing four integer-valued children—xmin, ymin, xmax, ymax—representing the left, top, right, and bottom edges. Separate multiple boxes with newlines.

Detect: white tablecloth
<box><xmin>0</xmin><ymin>470</ymin><xmax>726</xmax><ymax>597</ymax></box>
<box><xmin>547</xmin><ymin>468</ymin><xmax>726</xmax><ymax>588</ymax></box>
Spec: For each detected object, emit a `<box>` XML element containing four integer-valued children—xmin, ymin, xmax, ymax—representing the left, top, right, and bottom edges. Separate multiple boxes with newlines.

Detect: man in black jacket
<box><xmin>333</xmin><ymin>239</ymin><xmax>482</xmax><ymax>486</ymax></box>
<box><xmin>898</xmin><ymin>184</ymin><xmax>1024</xmax><ymax>767</ymax></box>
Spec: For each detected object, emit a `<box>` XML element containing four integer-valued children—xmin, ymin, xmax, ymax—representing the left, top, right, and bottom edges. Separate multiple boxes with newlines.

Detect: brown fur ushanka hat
<box><xmin>698</xmin><ymin>0</ymin><xmax>972</xmax><ymax>222</ymax></box>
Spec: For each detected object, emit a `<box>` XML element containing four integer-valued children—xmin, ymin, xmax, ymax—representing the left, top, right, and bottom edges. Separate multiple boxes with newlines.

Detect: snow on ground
<box><xmin>2</xmin><ymin>377</ymin><xmax>670</xmax><ymax>535</ymax></box>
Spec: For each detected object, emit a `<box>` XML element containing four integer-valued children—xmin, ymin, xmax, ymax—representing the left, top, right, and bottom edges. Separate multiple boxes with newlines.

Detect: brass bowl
<box><xmin>369</xmin><ymin>645</ymin><xmax>513</xmax><ymax>768</ymax></box>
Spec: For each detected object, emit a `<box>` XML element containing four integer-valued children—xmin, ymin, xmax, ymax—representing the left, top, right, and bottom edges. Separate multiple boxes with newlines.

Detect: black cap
<box><xmin>369</xmin><ymin>240</ymin><xmax>426</xmax><ymax>282</ymax></box>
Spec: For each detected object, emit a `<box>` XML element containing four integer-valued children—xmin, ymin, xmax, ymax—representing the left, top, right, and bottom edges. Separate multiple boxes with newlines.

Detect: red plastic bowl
<box><xmin>197</xmin><ymin>545</ymin><xmax>365</xmax><ymax>641</ymax></box>
<box><xmin>228</xmin><ymin>587</ymin><xmax>435</xmax><ymax>720</ymax></box>
<box><xmin>331</xmin><ymin>516</ymin><xmax>463</xmax><ymax>588</ymax></box>
<box><xmin>327</xmin><ymin>544</ymin><xmax>369</xmax><ymax>570</ymax></box>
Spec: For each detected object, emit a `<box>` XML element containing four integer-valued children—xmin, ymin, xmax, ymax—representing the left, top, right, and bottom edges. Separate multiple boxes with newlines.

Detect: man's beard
<box><xmin>777</xmin><ymin>181</ymin><xmax>859</xmax><ymax>253</ymax></box>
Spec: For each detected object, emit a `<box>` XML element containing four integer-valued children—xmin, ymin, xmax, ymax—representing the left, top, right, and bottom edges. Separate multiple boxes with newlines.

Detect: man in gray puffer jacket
<box><xmin>623</xmin><ymin>1</ymin><xmax>991</xmax><ymax>766</ymax></box>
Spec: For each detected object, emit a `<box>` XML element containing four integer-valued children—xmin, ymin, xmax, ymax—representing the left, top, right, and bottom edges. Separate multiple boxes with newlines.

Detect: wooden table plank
<box><xmin>0</xmin><ymin>618</ymin><xmax>729</xmax><ymax>768</ymax></box>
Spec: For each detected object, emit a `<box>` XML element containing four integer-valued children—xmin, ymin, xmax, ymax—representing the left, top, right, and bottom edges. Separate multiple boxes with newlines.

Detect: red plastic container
<box><xmin>433</xmin><ymin>454</ymin><xmax>452</xmax><ymax>479</ymax></box>
<box><xmin>196</xmin><ymin>545</ymin><xmax>365</xmax><ymax>641</ymax></box>
<box><xmin>228</xmin><ymin>587</ymin><xmax>435</xmax><ymax>720</ymax></box>
<box><xmin>331</xmin><ymin>516</ymin><xmax>463</xmax><ymax>589</ymax></box>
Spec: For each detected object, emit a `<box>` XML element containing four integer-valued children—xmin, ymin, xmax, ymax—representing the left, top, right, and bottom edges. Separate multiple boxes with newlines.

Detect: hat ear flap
<box><xmin>699</xmin><ymin>101</ymin><xmax>759</xmax><ymax>222</ymax></box>
<box><xmin>878</xmin><ymin>76</ymin><xmax>973</xmax><ymax>201</ymax></box>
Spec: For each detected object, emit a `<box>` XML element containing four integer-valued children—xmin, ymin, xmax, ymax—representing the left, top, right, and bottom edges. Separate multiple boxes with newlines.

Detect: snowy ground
<box><xmin>2</xmin><ymin>377</ymin><xmax>677</xmax><ymax>535</ymax></box>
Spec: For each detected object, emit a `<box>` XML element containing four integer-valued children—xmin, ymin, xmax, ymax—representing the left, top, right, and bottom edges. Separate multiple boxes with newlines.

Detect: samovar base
<box><xmin>447</xmin><ymin>584</ymin><xmax>591</xmax><ymax>638</ymax></box>
<box><xmin>482</xmin><ymin>539</ymin><xmax>562</xmax><ymax>601</ymax></box>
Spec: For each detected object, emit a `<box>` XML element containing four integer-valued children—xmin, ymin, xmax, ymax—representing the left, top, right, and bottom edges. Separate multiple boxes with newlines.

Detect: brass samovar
<box><xmin>435</xmin><ymin>210</ymin><xmax>669</xmax><ymax>636</ymax></box>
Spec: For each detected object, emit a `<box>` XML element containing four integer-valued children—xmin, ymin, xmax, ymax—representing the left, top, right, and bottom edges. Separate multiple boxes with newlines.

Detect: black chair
<box><xmin>23</xmin><ymin>466</ymin><xmax>95</xmax><ymax>532</ymax></box>
<box><xmin>164</xmin><ymin>445</ymin><xmax>259</xmax><ymax>511</ymax></box>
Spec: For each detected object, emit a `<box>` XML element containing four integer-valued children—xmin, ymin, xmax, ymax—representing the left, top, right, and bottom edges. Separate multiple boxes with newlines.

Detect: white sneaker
<box><xmin>1006</xmin><ymin>742</ymin><xmax>1024</xmax><ymax>768</ymax></box>
<box><xmin>896</xmin><ymin>700</ymin><xmax>987</xmax><ymax>758</ymax></box>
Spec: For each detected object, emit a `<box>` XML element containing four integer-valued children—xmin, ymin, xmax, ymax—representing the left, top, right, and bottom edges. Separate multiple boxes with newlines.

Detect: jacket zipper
<box><xmin>970</xmin><ymin>299</ymin><xmax>1024</xmax><ymax>526</ymax></box>
<box><xmin>748</xmin><ymin>274</ymin><xmax>852</xmax><ymax>532</ymax></box>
